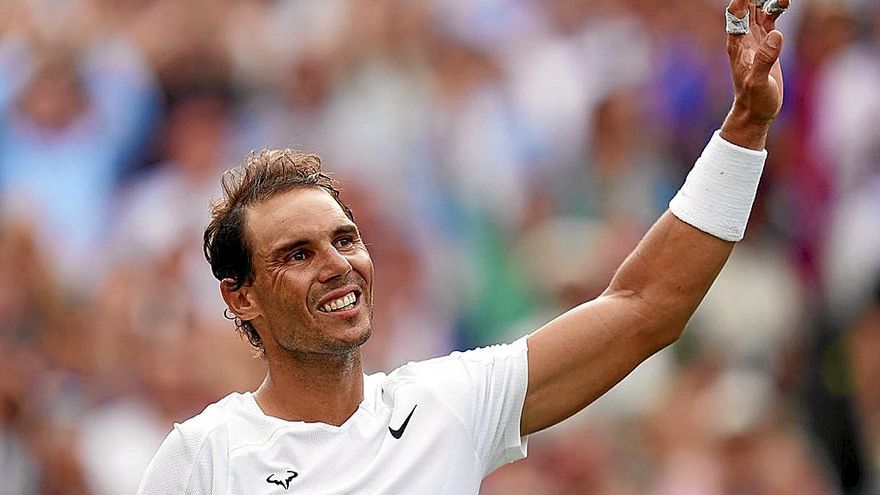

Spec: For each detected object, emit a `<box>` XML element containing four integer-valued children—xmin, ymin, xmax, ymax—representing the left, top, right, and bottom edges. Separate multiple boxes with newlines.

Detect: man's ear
<box><xmin>220</xmin><ymin>278</ymin><xmax>261</xmax><ymax>322</ymax></box>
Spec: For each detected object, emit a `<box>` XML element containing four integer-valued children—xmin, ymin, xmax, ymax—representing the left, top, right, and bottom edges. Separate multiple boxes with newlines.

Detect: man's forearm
<box><xmin>603</xmin><ymin>211</ymin><xmax>735</xmax><ymax>343</ymax></box>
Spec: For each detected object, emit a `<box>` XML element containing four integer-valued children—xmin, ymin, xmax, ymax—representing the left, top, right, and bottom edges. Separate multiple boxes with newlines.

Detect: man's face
<box><xmin>244</xmin><ymin>188</ymin><xmax>374</xmax><ymax>356</ymax></box>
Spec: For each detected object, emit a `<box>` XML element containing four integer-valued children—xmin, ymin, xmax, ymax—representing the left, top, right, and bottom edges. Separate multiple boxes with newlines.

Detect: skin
<box><xmin>222</xmin><ymin>0</ymin><xmax>791</xmax><ymax>435</ymax></box>
<box><xmin>222</xmin><ymin>188</ymin><xmax>374</xmax><ymax>425</ymax></box>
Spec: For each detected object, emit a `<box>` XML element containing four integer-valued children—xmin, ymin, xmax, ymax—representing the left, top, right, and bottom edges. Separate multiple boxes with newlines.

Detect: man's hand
<box><xmin>721</xmin><ymin>0</ymin><xmax>790</xmax><ymax>150</ymax></box>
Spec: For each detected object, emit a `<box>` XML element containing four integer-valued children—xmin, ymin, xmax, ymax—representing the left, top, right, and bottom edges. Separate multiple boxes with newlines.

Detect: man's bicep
<box><xmin>521</xmin><ymin>293</ymin><xmax>665</xmax><ymax>435</ymax></box>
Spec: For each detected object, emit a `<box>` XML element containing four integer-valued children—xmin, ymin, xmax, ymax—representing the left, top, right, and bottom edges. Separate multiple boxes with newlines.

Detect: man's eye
<box><xmin>336</xmin><ymin>236</ymin><xmax>354</xmax><ymax>248</ymax></box>
<box><xmin>290</xmin><ymin>251</ymin><xmax>307</xmax><ymax>261</ymax></box>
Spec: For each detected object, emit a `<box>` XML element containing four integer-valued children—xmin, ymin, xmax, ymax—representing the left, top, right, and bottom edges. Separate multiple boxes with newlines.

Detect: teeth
<box><xmin>321</xmin><ymin>292</ymin><xmax>356</xmax><ymax>313</ymax></box>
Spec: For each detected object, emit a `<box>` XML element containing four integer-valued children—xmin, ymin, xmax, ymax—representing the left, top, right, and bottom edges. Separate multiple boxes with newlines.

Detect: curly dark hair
<box><xmin>203</xmin><ymin>149</ymin><xmax>354</xmax><ymax>350</ymax></box>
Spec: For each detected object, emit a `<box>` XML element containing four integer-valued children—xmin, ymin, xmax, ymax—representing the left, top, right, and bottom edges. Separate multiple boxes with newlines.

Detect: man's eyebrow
<box><xmin>333</xmin><ymin>223</ymin><xmax>359</xmax><ymax>237</ymax></box>
<box><xmin>267</xmin><ymin>223</ymin><xmax>360</xmax><ymax>259</ymax></box>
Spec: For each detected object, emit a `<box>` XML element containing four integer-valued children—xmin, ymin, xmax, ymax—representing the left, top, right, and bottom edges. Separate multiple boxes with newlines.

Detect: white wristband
<box><xmin>669</xmin><ymin>131</ymin><xmax>767</xmax><ymax>242</ymax></box>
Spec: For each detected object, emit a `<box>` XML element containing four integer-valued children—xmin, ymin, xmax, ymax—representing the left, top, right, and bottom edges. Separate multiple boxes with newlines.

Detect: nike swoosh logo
<box><xmin>388</xmin><ymin>405</ymin><xmax>417</xmax><ymax>439</ymax></box>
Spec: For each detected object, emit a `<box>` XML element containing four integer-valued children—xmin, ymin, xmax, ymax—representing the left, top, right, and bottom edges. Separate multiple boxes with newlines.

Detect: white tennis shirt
<box><xmin>138</xmin><ymin>337</ymin><xmax>529</xmax><ymax>494</ymax></box>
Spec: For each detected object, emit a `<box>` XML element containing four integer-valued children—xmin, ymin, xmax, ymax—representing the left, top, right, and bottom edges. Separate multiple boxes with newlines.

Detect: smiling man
<box><xmin>139</xmin><ymin>0</ymin><xmax>792</xmax><ymax>492</ymax></box>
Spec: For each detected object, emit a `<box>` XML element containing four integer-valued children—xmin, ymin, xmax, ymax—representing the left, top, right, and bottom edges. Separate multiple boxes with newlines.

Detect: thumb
<box><xmin>751</xmin><ymin>30</ymin><xmax>783</xmax><ymax>80</ymax></box>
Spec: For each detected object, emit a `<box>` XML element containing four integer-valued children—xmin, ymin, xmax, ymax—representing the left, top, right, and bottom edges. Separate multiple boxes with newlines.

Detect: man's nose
<box><xmin>318</xmin><ymin>246</ymin><xmax>353</xmax><ymax>283</ymax></box>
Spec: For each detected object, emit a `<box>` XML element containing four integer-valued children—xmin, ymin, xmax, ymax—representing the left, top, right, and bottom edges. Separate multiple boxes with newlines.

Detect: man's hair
<box><xmin>203</xmin><ymin>149</ymin><xmax>354</xmax><ymax>350</ymax></box>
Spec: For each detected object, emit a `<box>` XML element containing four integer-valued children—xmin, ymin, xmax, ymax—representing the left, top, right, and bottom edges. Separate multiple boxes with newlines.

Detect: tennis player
<box><xmin>139</xmin><ymin>0</ymin><xmax>791</xmax><ymax>492</ymax></box>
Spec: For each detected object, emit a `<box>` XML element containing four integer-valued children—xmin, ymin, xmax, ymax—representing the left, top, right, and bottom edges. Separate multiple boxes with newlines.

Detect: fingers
<box><xmin>726</xmin><ymin>0</ymin><xmax>754</xmax><ymax>36</ymax></box>
<box><xmin>764</xmin><ymin>0</ymin><xmax>790</xmax><ymax>18</ymax></box>
<box><xmin>758</xmin><ymin>0</ymin><xmax>790</xmax><ymax>31</ymax></box>
<box><xmin>727</xmin><ymin>0</ymin><xmax>749</xmax><ymax>17</ymax></box>
<box><xmin>750</xmin><ymin>30</ymin><xmax>784</xmax><ymax>81</ymax></box>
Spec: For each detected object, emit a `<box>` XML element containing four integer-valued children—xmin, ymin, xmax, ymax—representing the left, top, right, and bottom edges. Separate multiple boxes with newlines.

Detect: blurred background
<box><xmin>0</xmin><ymin>0</ymin><xmax>878</xmax><ymax>493</ymax></box>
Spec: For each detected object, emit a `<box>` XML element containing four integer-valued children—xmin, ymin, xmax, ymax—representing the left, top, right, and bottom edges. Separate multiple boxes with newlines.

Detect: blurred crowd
<box><xmin>0</xmin><ymin>0</ymin><xmax>878</xmax><ymax>493</ymax></box>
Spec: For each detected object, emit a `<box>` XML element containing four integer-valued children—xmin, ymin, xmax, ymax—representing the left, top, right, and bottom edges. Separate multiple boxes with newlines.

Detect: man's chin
<box><xmin>347</xmin><ymin>325</ymin><xmax>373</xmax><ymax>354</ymax></box>
<box><xmin>283</xmin><ymin>325</ymin><xmax>371</xmax><ymax>357</ymax></box>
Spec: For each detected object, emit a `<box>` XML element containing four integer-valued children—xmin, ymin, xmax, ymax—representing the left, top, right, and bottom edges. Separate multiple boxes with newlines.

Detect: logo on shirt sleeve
<box><xmin>266</xmin><ymin>470</ymin><xmax>298</xmax><ymax>489</ymax></box>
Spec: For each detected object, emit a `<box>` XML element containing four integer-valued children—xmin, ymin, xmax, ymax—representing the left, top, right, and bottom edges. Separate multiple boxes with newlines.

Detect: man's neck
<box><xmin>253</xmin><ymin>349</ymin><xmax>365</xmax><ymax>427</ymax></box>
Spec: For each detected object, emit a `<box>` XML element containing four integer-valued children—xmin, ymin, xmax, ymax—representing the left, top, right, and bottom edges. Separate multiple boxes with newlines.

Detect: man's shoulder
<box><xmin>389</xmin><ymin>338</ymin><xmax>528</xmax><ymax>375</ymax></box>
<box><xmin>138</xmin><ymin>394</ymin><xmax>253</xmax><ymax>493</ymax></box>
<box><xmin>380</xmin><ymin>337</ymin><xmax>529</xmax><ymax>392</ymax></box>
<box><xmin>169</xmin><ymin>392</ymin><xmax>256</xmax><ymax>447</ymax></box>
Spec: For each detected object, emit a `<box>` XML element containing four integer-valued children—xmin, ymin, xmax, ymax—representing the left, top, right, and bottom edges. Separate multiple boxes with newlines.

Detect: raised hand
<box><xmin>721</xmin><ymin>0</ymin><xmax>791</xmax><ymax>149</ymax></box>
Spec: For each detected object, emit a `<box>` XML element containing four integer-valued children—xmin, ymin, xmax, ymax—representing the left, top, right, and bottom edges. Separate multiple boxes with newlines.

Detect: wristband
<box><xmin>669</xmin><ymin>131</ymin><xmax>767</xmax><ymax>242</ymax></box>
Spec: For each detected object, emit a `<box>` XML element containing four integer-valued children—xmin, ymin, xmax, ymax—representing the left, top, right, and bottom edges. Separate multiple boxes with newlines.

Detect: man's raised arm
<box><xmin>521</xmin><ymin>0</ymin><xmax>790</xmax><ymax>436</ymax></box>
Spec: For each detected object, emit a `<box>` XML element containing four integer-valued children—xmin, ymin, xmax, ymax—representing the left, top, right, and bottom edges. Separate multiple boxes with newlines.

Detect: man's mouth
<box><xmin>318</xmin><ymin>291</ymin><xmax>358</xmax><ymax>313</ymax></box>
